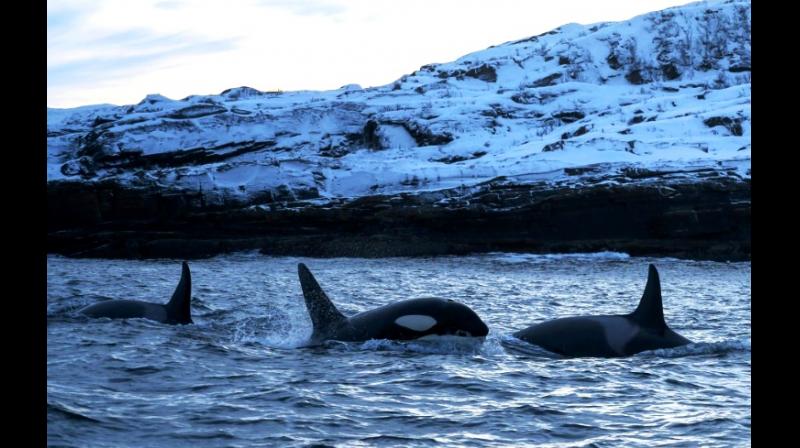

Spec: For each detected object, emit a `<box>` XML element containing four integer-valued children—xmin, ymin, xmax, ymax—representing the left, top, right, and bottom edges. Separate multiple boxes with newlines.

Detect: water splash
<box><xmin>47</xmin><ymin>253</ymin><xmax>751</xmax><ymax>447</ymax></box>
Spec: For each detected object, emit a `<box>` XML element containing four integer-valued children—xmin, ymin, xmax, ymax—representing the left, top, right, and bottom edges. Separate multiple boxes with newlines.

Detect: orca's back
<box><xmin>80</xmin><ymin>300</ymin><xmax>167</xmax><ymax>322</ymax></box>
<box><xmin>514</xmin><ymin>316</ymin><xmax>621</xmax><ymax>358</ymax></box>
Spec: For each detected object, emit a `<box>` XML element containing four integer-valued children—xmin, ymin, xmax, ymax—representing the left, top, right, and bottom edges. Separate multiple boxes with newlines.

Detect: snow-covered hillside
<box><xmin>47</xmin><ymin>0</ymin><xmax>750</xmax><ymax>205</ymax></box>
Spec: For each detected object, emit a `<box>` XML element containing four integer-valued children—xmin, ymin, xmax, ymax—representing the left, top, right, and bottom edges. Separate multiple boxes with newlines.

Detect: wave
<box><xmin>639</xmin><ymin>339</ymin><xmax>751</xmax><ymax>358</ymax></box>
<box><xmin>498</xmin><ymin>335</ymin><xmax>564</xmax><ymax>358</ymax></box>
<box><xmin>230</xmin><ymin>316</ymin><xmax>312</xmax><ymax>349</ymax></box>
<box><xmin>499</xmin><ymin>335</ymin><xmax>750</xmax><ymax>359</ymax></box>
<box><xmin>323</xmin><ymin>335</ymin><xmax>488</xmax><ymax>355</ymax></box>
<box><xmin>47</xmin><ymin>402</ymin><xmax>103</xmax><ymax>423</ymax></box>
<box><xmin>488</xmin><ymin>251</ymin><xmax>631</xmax><ymax>264</ymax></box>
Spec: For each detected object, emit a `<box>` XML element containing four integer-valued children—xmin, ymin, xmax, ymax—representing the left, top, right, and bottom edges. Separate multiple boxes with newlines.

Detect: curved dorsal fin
<box><xmin>628</xmin><ymin>264</ymin><xmax>666</xmax><ymax>330</ymax></box>
<box><xmin>297</xmin><ymin>263</ymin><xmax>347</xmax><ymax>340</ymax></box>
<box><xmin>165</xmin><ymin>261</ymin><xmax>192</xmax><ymax>324</ymax></box>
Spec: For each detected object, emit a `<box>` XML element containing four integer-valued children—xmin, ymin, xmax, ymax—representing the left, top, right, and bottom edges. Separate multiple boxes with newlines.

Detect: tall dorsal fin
<box><xmin>628</xmin><ymin>264</ymin><xmax>666</xmax><ymax>330</ymax></box>
<box><xmin>297</xmin><ymin>263</ymin><xmax>348</xmax><ymax>340</ymax></box>
<box><xmin>165</xmin><ymin>261</ymin><xmax>192</xmax><ymax>324</ymax></box>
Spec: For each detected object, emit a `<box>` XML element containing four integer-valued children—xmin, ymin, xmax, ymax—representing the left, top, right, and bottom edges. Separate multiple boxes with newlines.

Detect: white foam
<box><xmin>637</xmin><ymin>339</ymin><xmax>751</xmax><ymax>358</ymax></box>
<box><xmin>489</xmin><ymin>251</ymin><xmax>631</xmax><ymax>264</ymax></box>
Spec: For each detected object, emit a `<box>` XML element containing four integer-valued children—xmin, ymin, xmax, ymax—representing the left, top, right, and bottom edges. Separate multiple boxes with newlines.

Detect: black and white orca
<box><xmin>79</xmin><ymin>262</ymin><xmax>193</xmax><ymax>325</ymax></box>
<box><xmin>297</xmin><ymin>263</ymin><xmax>488</xmax><ymax>345</ymax></box>
<box><xmin>513</xmin><ymin>264</ymin><xmax>692</xmax><ymax>357</ymax></box>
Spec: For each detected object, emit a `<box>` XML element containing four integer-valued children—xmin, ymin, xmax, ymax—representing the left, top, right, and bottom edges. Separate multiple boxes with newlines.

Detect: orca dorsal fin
<box><xmin>628</xmin><ymin>264</ymin><xmax>667</xmax><ymax>330</ymax></box>
<box><xmin>165</xmin><ymin>261</ymin><xmax>192</xmax><ymax>324</ymax></box>
<box><xmin>297</xmin><ymin>263</ymin><xmax>347</xmax><ymax>339</ymax></box>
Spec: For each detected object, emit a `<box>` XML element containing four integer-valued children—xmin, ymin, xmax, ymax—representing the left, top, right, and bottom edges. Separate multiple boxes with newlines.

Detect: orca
<box><xmin>513</xmin><ymin>264</ymin><xmax>691</xmax><ymax>357</ymax></box>
<box><xmin>297</xmin><ymin>263</ymin><xmax>488</xmax><ymax>345</ymax></box>
<box><xmin>79</xmin><ymin>262</ymin><xmax>193</xmax><ymax>325</ymax></box>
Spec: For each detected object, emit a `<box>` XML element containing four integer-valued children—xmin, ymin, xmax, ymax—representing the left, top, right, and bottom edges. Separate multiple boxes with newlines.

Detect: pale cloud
<box><xmin>47</xmin><ymin>0</ymin><xmax>694</xmax><ymax>108</ymax></box>
<box><xmin>258</xmin><ymin>0</ymin><xmax>347</xmax><ymax>16</ymax></box>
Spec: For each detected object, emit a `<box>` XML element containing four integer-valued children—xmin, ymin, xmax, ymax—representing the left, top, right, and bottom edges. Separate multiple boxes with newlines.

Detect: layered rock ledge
<box><xmin>48</xmin><ymin>168</ymin><xmax>750</xmax><ymax>261</ymax></box>
<box><xmin>47</xmin><ymin>0</ymin><xmax>751</xmax><ymax>261</ymax></box>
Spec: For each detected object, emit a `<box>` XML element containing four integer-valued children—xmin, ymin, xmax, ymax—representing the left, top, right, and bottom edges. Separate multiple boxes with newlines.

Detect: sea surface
<box><xmin>47</xmin><ymin>252</ymin><xmax>751</xmax><ymax>447</ymax></box>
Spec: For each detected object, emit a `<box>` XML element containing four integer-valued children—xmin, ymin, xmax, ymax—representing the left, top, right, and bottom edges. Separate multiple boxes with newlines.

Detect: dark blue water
<box><xmin>47</xmin><ymin>252</ymin><xmax>750</xmax><ymax>447</ymax></box>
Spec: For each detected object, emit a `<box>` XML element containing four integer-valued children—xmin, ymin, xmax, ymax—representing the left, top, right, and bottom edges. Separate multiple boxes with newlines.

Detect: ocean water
<box><xmin>47</xmin><ymin>252</ymin><xmax>751</xmax><ymax>447</ymax></box>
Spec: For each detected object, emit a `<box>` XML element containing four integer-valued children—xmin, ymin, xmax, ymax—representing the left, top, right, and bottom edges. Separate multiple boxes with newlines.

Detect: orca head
<box><xmin>437</xmin><ymin>299</ymin><xmax>489</xmax><ymax>338</ymax></box>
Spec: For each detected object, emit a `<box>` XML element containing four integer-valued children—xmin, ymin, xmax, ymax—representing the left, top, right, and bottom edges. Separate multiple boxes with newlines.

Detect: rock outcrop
<box><xmin>47</xmin><ymin>0</ymin><xmax>751</xmax><ymax>261</ymax></box>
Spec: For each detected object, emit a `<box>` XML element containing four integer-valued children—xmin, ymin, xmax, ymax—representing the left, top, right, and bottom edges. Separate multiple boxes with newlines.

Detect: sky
<box><xmin>47</xmin><ymin>0</ymin><xmax>695</xmax><ymax>108</ymax></box>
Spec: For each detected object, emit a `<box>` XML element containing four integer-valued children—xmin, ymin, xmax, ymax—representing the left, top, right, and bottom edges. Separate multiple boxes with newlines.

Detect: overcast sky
<box><xmin>47</xmin><ymin>0</ymin><xmax>693</xmax><ymax>108</ymax></box>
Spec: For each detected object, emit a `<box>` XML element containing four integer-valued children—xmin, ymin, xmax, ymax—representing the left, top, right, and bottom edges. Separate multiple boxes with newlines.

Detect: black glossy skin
<box><xmin>513</xmin><ymin>315</ymin><xmax>691</xmax><ymax>357</ymax></box>
<box><xmin>81</xmin><ymin>300</ymin><xmax>169</xmax><ymax>322</ymax></box>
<box><xmin>513</xmin><ymin>264</ymin><xmax>693</xmax><ymax>358</ymax></box>
<box><xmin>297</xmin><ymin>263</ymin><xmax>489</xmax><ymax>345</ymax></box>
<box><xmin>327</xmin><ymin>297</ymin><xmax>489</xmax><ymax>343</ymax></box>
<box><xmin>79</xmin><ymin>262</ymin><xmax>193</xmax><ymax>325</ymax></box>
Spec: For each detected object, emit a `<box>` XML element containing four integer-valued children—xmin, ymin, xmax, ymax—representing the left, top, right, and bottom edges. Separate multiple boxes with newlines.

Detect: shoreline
<box><xmin>47</xmin><ymin>174</ymin><xmax>750</xmax><ymax>262</ymax></box>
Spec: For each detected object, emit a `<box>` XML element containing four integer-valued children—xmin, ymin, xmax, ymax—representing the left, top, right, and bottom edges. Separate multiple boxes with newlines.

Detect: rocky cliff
<box><xmin>47</xmin><ymin>0</ymin><xmax>751</xmax><ymax>260</ymax></box>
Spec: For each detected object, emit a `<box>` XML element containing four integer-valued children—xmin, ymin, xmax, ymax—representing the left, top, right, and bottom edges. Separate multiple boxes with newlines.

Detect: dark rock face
<box><xmin>607</xmin><ymin>54</ymin><xmax>623</xmax><ymax>70</ymax></box>
<box><xmin>437</xmin><ymin>64</ymin><xmax>497</xmax><ymax>82</ymax></box>
<box><xmin>166</xmin><ymin>104</ymin><xmax>227</xmax><ymax>119</ymax></box>
<box><xmin>628</xmin><ymin>115</ymin><xmax>646</xmax><ymax>125</ymax></box>
<box><xmin>363</xmin><ymin>120</ymin><xmax>381</xmax><ymax>149</ymax></box>
<box><xmin>464</xmin><ymin>64</ymin><xmax>497</xmax><ymax>82</ymax></box>
<box><xmin>431</xmin><ymin>151</ymin><xmax>487</xmax><ymax>164</ymax></box>
<box><xmin>561</xmin><ymin>125</ymin><xmax>591</xmax><ymax>140</ymax></box>
<box><xmin>625</xmin><ymin>69</ymin><xmax>647</xmax><ymax>85</ymax></box>
<box><xmin>387</xmin><ymin>121</ymin><xmax>453</xmax><ymax>146</ymax></box>
<box><xmin>47</xmin><ymin>174</ymin><xmax>750</xmax><ymax>261</ymax></box>
<box><xmin>103</xmin><ymin>140</ymin><xmax>279</xmax><ymax>170</ymax></box>
<box><xmin>703</xmin><ymin>116</ymin><xmax>744</xmax><ymax>136</ymax></box>
<box><xmin>661</xmin><ymin>63</ymin><xmax>681</xmax><ymax>80</ymax></box>
<box><xmin>220</xmin><ymin>86</ymin><xmax>264</xmax><ymax>100</ymax></box>
<box><xmin>45</xmin><ymin>2</ymin><xmax>750</xmax><ymax>263</ymax></box>
<box><xmin>553</xmin><ymin>111</ymin><xmax>586</xmax><ymax>123</ymax></box>
<box><xmin>542</xmin><ymin>141</ymin><xmax>565</xmax><ymax>152</ymax></box>
<box><xmin>532</xmin><ymin>73</ymin><xmax>562</xmax><ymax>87</ymax></box>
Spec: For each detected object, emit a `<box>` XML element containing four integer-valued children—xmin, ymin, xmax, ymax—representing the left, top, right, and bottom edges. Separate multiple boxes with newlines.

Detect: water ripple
<box><xmin>47</xmin><ymin>253</ymin><xmax>750</xmax><ymax>447</ymax></box>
